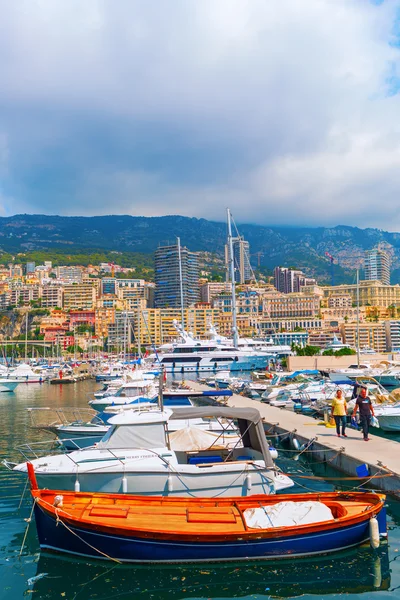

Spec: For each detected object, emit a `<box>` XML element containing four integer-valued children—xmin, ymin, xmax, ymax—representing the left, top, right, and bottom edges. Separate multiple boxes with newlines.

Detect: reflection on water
<box><xmin>0</xmin><ymin>380</ymin><xmax>399</xmax><ymax>600</ymax></box>
<box><xmin>28</xmin><ymin>547</ymin><xmax>390</xmax><ymax>600</ymax></box>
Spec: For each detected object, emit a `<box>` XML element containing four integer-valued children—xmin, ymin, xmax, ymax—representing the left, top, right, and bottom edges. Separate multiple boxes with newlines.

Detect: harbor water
<box><xmin>0</xmin><ymin>380</ymin><xmax>400</xmax><ymax>599</ymax></box>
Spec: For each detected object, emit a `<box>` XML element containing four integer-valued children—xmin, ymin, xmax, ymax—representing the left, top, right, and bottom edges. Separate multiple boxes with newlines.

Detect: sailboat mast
<box><xmin>177</xmin><ymin>237</ymin><xmax>185</xmax><ymax>329</ymax></box>
<box><xmin>25</xmin><ymin>311</ymin><xmax>28</xmax><ymax>362</ymax></box>
<box><xmin>227</xmin><ymin>208</ymin><xmax>239</xmax><ymax>348</ymax></box>
<box><xmin>356</xmin><ymin>268</ymin><xmax>360</xmax><ymax>368</ymax></box>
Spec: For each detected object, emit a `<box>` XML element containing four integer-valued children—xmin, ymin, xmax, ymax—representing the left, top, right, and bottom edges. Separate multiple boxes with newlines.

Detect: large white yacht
<box><xmin>149</xmin><ymin>322</ymin><xmax>289</xmax><ymax>373</ymax></box>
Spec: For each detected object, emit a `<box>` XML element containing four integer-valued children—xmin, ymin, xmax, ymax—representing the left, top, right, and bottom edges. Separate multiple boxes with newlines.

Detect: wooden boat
<box><xmin>27</xmin><ymin>463</ymin><xmax>387</xmax><ymax>563</ymax></box>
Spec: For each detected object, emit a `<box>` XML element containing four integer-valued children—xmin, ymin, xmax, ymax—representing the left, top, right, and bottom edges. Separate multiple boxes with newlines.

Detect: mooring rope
<box><xmin>19</xmin><ymin>500</ymin><xmax>35</xmax><ymax>558</ymax></box>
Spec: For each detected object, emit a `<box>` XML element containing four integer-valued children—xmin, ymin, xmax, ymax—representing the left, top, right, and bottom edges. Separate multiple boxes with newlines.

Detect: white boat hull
<box><xmin>375</xmin><ymin>414</ymin><xmax>400</xmax><ymax>432</ymax></box>
<box><xmin>25</xmin><ymin>464</ymin><xmax>281</xmax><ymax>498</ymax></box>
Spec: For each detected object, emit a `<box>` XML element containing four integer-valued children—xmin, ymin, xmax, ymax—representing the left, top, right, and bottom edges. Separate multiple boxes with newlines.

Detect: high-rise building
<box><xmin>101</xmin><ymin>277</ymin><xmax>117</xmax><ymax>295</ymax></box>
<box><xmin>225</xmin><ymin>236</ymin><xmax>251</xmax><ymax>283</ymax></box>
<box><xmin>26</xmin><ymin>262</ymin><xmax>35</xmax><ymax>274</ymax></box>
<box><xmin>274</xmin><ymin>267</ymin><xmax>303</xmax><ymax>293</ymax></box>
<box><xmin>364</xmin><ymin>249</ymin><xmax>390</xmax><ymax>286</ymax></box>
<box><xmin>154</xmin><ymin>243</ymin><xmax>200</xmax><ymax>309</ymax></box>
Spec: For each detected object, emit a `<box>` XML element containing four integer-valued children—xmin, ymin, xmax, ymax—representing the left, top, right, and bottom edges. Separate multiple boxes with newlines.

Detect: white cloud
<box><xmin>0</xmin><ymin>0</ymin><xmax>399</xmax><ymax>227</ymax></box>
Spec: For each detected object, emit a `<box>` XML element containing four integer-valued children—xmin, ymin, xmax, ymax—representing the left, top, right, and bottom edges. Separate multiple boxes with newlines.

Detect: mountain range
<box><xmin>1</xmin><ymin>214</ymin><xmax>400</xmax><ymax>285</ymax></box>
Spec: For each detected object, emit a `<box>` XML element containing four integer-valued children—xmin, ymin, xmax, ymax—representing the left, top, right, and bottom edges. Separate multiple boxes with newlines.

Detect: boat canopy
<box><xmin>170</xmin><ymin>406</ymin><xmax>274</xmax><ymax>468</ymax></box>
<box><xmin>97</xmin><ymin>409</ymin><xmax>171</xmax><ymax>449</ymax></box>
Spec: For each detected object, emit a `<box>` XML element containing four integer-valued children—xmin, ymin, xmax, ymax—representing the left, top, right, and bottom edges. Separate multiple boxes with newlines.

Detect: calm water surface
<box><xmin>0</xmin><ymin>380</ymin><xmax>399</xmax><ymax>600</ymax></box>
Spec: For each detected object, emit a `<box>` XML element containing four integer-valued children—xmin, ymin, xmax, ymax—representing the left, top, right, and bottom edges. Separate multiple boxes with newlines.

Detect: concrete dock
<box><xmin>188</xmin><ymin>382</ymin><xmax>400</xmax><ymax>499</ymax></box>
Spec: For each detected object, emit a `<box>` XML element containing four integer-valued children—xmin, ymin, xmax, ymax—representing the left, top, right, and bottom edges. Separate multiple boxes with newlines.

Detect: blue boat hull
<box><xmin>34</xmin><ymin>503</ymin><xmax>387</xmax><ymax>563</ymax></box>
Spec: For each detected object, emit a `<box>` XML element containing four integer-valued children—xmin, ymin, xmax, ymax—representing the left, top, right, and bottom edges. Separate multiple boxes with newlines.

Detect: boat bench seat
<box><xmin>186</xmin><ymin>507</ymin><xmax>237</xmax><ymax>524</ymax></box>
<box><xmin>89</xmin><ymin>505</ymin><xmax>129</xmax><ymax>518</ymax></box>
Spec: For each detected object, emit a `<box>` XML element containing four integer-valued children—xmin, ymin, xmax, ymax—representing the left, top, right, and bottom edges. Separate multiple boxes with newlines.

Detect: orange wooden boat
<box><xmin>28</xmin><ymin>464</ymin><xmax>386</xmax><ymax>563</ymax></box>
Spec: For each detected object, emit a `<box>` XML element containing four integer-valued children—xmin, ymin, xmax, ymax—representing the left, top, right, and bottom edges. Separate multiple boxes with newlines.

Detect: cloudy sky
<box><xmin>1</xmin><ymin>0</ymin><xmax>400</xmax><ymax>228</ymax></box>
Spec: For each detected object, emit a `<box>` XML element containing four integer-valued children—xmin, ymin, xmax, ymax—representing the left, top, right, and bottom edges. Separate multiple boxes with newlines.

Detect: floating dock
<box><xmin>188</xmin><ymin>381</ymin><xmax>400</xmax><ymax>499</ymax></box>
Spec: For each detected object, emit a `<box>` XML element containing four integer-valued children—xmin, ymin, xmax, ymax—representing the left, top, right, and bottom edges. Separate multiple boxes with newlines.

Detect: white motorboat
<box><xmin>374</xmin><ymin>403</ymin><xmax>400</xmax><ymax>432</ymax></box>
<box><xmin>89</xmin><ymin>374</ymin><xmax>158</xmax><ymax>412</ymax></box>
<box><xmin>8</xmin><ymin>363</ymin><xmax>49</xmax><ymax>383</ymax></box>
<box><xmin>8</xmin><ymin>406</ymin><xmax>293</xmax><ymax>497</ymax></box>
<box><xmin>0</xmin><ymin>378</ymin><xmax>21</xmax><ymax>392</ymax></box>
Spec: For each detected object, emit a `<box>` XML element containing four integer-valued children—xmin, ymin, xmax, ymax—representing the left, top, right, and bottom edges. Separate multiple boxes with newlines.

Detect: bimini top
<box><xmin>107</xmin><ymin>408</ymin><xmax>172</xmax><ymax>426</ymax></box>
<box><xmin>171</xmin><ymin>406</ymin><xmax>274</xmax><ymax>468</ymax></box>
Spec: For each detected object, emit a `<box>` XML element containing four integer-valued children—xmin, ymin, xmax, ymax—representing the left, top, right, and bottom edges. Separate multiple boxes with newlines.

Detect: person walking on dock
<box><xmin>352</xmin><ymin>387</ymin><xmax>375</xmax><ymax>441</ymax></box>
<box><xmin>331</xmin><ymin>389</ymin><xmax>347</xmax><ymax>438</ymax></box>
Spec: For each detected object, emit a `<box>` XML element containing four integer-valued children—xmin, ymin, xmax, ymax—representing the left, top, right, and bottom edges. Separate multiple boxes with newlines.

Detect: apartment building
<box><xmin>63</xmin><ymin>283</ymin><xmax>97</xmax><ymax>310</ymax></box>
<box><xmin>154</xmin><ymin>243</ymin><xmax>200</xmax><ymax>309</ymax></box>
<box><xmin>40</xmin><ymin>285</ymin><xmax>63</xmax><ymax>308</ymax></box>
<box><xmin>322</xmin><ymin>280</ymin><xmax>400</xmax><ymax>308</ymax></box>
<box><xmin>340</xmin><ymin>322</ymin><xmax>387</xmax><ymax>353</ymax></box>
<box><xmin>262</xmin><ymin>294</ymin><xmax>320</xmax><ymax>319</ymax></box>
<box><xmin>138</xmin><ymin>307</ymin><xmax>219</xmax><ymax>345</ymax></box>
<box><xmin>365</xmin><ymin>248</ymin><xmax>390</xmax><ymax>286</ymax></box>
<box><xmin>200</xmin><ymin>282</ymin><xmax>231</xmax><ymax>303</ymax></box>
<box><xmin>56</xmin><ymin>266</ymin><xmax>84</xmax><ymax>283</ymax></box>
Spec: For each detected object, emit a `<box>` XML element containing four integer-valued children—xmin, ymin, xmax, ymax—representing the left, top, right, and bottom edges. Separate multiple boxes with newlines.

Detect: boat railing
<box><xmin>27</xmin><ymin>407</ymin><xmax>99</xmax><ymax>429</ymax></box>
<box><xmin>15</xmin><ymin>438</ymin><xmax>67</xmax><ymax>461</ymax></box>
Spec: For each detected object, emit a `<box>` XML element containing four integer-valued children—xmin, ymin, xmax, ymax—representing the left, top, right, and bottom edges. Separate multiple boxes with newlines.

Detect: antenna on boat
<box><xmin>227</xmin><ymin>208</ymin><xmax>239</xmax><ymax>348</ymax></box>
<box><xmin>158</xmin><ymin>367</ymin><xmax>164</xmax><ymax>411</ymax></box>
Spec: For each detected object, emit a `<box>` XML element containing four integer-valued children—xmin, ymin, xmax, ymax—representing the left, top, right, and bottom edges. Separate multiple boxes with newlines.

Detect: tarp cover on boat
<box><xmin>244</xmin><ymin>501</ymin><xmax>334</xmax><ymax>529</ymax></box>
<box><xmin>170</xmin><ymin>407</ymin><xmax>274</xmax><ymax>467</ymax></box>
<box><xmin>169</xmin><ymin>427</ymin><xmax>241</xmax><ymax>451</ymax></box>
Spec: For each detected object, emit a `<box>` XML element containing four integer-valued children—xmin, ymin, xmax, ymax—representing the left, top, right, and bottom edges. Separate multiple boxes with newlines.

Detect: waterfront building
<box><xmin>154</xmin><ymin>243</ymin><xmax>200</xmax><ymax>309</ymax></box>
<box><xmin>138</xmin><ymin>307</ymin><xmax>219</xmax><ymax>345</ymax></box>
<box><xmin>385</xmin><ymin>321</ymin><xmax>400</xmax><ymax>352</ymax></box>
<box><xmin>256</xmin><ymin>318</ymin><xmax>322</xmax><ymax>335</ymax></box>
<box><xmin>322</xmin><ymin>280</ymin><xmax>400</xmax><ymax>308</ymax></box>
<box><xmin>364</xmin><ymin>248</ymin><xmax>390</xmax><ymax>286</ymax></box>
<box><xmin>270</xmin><ymin>331</ymin><xmax>309</xmax><ymax>347</ymax></box>
<box><xmin>340</xmin><ymin>322</ymin><xmax>387</xmax><ymax>353</ymax></box>
<box><xmin>225</xmin><ymin>236</ymin><xmax>251</xmax><ymax>284</ymax></box>
<box><xmin>262</xmin><ymin>293</ymin><xmax>320</xmax><ymax>319</ymax></box>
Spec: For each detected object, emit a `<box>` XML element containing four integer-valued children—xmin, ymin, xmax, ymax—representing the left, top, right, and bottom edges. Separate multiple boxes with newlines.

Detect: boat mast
<box><xmin>227</xmin><ymin>208</ymin><xmax>239</xmax><ymax>348</ymax></box>
<box><xmin>177</xmin><ymin>237</ymin><xmax>185</xmax><ymax>330</ymax></box>
<box><xmin>356</xmin><ymin>268</ymin><xmax>360</xmax><ymax>368</ymax></box>
<box><xmin>25</xmin><ymin>311</ymin><xmax>28</xmax><ymax>362</ymax></box>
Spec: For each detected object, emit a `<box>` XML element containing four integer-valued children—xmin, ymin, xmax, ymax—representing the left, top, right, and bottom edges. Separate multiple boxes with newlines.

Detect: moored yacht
<box><xmin>8</xmin><ymin>406</ymin><xmax>293</xmax><ymax>496</ymax></box>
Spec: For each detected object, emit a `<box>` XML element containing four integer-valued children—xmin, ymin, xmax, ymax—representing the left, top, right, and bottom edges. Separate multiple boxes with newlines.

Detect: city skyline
<box><xmin>0</xmin><ymin>2</ymin><xmax>400</xmax><ymax>229</ymax></box>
